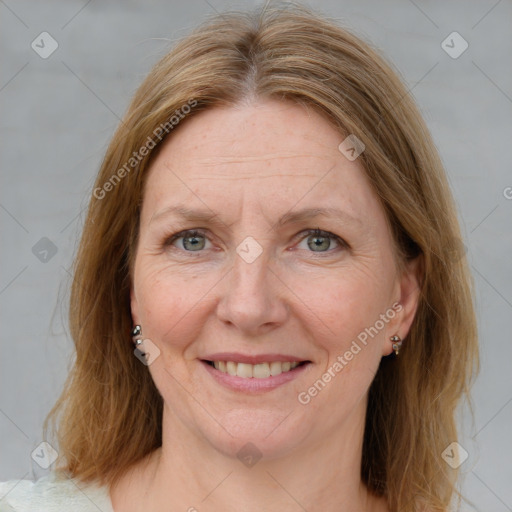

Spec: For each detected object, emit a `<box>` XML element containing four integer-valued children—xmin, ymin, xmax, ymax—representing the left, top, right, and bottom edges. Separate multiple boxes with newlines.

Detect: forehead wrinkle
<box><xmin>180</xmin><ymin>173</ymin><xmax>321</xmax><ymax>181</ymax></box>
<box><xmin>185</xmin><ymin>153</ymin><xmax>333</xmax><ymax>166</ymax></box>
<box><xmin>155</xmin><ymin>159</ymin><xmax>335</xmax><ymax>182</ymax></box>
<box><xmin>158</xmin><ymin>154</ymin><xmax>337</xmax><ymax>179</ymax></box>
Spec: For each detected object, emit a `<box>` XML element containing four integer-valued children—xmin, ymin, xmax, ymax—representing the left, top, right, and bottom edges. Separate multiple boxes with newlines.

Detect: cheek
<box><xmin>300</xmin><ymin>263</ymin><xmax>392</xmax><ymax>339</ymax></box>
<box><xmin>133</xmin><ymin>260</ymin><xmax>214</xmax><ymax>351</ymax></box>
<box><xmin>294</xmin><ymin>260</ymin><xmax>395</xmax><ymax>385</ymax></box>
<box><xmin>296</xmin><ymin>273</ymin><xmax>391</xmax><ymax>420</ymax></box>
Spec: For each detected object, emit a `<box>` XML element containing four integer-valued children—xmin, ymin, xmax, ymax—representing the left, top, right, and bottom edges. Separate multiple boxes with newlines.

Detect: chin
<box><xmin>199</xmin><ymin>408</ymin><xmax>312</xmax><ymax>463</ymax></box>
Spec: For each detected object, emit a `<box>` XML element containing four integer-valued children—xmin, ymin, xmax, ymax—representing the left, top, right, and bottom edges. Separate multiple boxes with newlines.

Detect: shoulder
<box><xmin>0</xmin><ymin>472</ymin><xmax>113</xmax><ymax>512</ymax></box>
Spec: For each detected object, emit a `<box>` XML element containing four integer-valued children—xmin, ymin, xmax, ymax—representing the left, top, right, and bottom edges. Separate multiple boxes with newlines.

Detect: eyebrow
<box><xmin>150</xmin><ymin>205</ymin><xmax>361</xmax><ymax>229</ymax></box>
<box><xmin>273</xmin><ymin>207</ymin><xmax>361</xmax><ymax>228</ymax></box>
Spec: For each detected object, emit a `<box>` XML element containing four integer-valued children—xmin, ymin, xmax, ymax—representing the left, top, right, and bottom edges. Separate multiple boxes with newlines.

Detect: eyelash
<box><xmin>163</xmin><ymin>228</ymin><xmax>349</xmax><ymax>256</ymax></box>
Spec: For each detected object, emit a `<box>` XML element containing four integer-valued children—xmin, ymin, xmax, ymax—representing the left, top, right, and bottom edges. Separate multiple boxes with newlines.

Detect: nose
<box><xmin>215</xmin><ymin>246</ymin><xmax>289</xmax><ymax>336</ymax></box>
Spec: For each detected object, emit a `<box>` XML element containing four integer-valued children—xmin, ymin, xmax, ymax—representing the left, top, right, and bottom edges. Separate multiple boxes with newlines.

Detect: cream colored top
<box><xmin>0</xmin><ymin>472</ymin><xmax>114</xmax><ymax>512</ymax></box>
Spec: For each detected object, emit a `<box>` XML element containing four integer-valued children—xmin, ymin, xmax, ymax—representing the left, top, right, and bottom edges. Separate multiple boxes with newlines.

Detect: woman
<box><xmin>0</xmin><ymin>3</ymin><xmax>478</xmax><ymax>511</ymax></box>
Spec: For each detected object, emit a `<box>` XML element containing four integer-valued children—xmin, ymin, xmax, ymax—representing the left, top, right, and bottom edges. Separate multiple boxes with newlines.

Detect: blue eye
<box><xmin>167</xmin><ymin>230</ymin><xmax>210</xmax><ymax>252</ymax></box>
<box><xmin>164</xmin><ymin>228</ymin><xmax>348</xmax><ymax>254</ymax></box>
<box><xmin>297</xmin><ymin>228</ymin><xmax>346</xmax><ymax>253</ymax></box>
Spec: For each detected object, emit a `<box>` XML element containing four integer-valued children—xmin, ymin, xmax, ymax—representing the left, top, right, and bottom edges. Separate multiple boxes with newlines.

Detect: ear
<box><xmin>130</xmin><ymin>282</ymin><xmax>141</xmax><ymax>327</ymax></box>
<box><xmin>383</xmin><ymin>255</ymin><xmax>423</xmax><ymax>356</ymax></box>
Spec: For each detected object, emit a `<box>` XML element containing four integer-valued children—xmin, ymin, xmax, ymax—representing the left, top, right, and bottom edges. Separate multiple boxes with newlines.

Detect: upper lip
<box><xmin>201</xmin><ymin>353</ymin><xmax>311</xmax><ymax>364</ymax></box>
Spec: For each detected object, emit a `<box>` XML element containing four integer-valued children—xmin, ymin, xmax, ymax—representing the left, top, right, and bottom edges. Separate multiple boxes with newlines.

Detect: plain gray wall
<box><xmin>1</xmin><ymin>1</ymin><xmax>511</xmax><ymax>510</ymax></box>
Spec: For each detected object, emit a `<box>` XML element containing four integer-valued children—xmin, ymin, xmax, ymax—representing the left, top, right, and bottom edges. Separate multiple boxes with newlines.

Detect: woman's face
<box><xmin>130</xmin><ymin>99</ymin><xmax>420</xmax><ymax>460</ymax></box>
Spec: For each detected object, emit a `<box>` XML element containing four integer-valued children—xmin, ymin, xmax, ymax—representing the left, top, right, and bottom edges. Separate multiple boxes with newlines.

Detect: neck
<box><xmin>123</xmin><ymin>400</ymin><xmax>387</xmax><ymax>512</ymax></box>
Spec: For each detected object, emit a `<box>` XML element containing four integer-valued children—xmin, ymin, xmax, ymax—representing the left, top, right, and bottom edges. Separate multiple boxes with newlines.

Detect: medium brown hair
<box><xmin>44</xmin><ymin>3</ymin><xmax>479</xmax><ymax>510</ymax></box>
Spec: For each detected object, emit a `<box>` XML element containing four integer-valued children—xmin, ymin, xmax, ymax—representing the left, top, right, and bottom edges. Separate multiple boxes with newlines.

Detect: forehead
<box><xmin>141</xmin><ymin>99</ymin><xmax>382</xmax><ymax>228</ymax></box>
<box><xmin>150</xmin><ymin>100</ymin><xmax>347</xmax><ymax>176</ymax></box>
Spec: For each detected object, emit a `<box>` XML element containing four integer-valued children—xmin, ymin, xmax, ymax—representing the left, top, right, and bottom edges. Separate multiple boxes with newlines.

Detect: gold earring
<box><xmin>390</xmin><ymin>335</ymin><xmax>402</xmax><ymax>356</ymax></box>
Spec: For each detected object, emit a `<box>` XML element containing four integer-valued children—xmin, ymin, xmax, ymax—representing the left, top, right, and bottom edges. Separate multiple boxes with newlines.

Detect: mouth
<box><xmin>199</xmin><ymin>357</ymin><xmax>312</xmax><ymax>392</ymax></box>
<box><xmin>201</xmin><ymin>359</ymin><xmax>310</xmax><ymax>378</ymax></box>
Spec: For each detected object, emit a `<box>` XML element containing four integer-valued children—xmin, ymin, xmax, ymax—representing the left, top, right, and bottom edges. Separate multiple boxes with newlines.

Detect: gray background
<box><xmin>1</xmin><ymin>0</ymin><xmax>511</xmax><ymax>510</ymax></box>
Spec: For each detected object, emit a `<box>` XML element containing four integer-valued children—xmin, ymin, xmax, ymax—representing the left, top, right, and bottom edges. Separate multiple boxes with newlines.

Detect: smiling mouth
<box><xmin>202</xmin><ymin>360</ymin><xmax>310</xmax><ymax>379</ymax></box>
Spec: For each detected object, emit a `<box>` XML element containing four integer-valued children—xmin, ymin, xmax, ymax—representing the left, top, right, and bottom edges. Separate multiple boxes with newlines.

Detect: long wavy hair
<box><xmin>44</xmin><ymin>3</ymin><xmax>479</xmax><ymax>510</ymax></box>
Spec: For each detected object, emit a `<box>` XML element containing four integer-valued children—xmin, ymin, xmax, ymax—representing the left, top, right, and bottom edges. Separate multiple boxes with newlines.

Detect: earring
<box><xmin>132</xmin><ymin>325</ymin><xmax>145</xmax><ymax>355</ymax></box>
<box><xmin>390</xmin><ymin>335</ymin><xmax>402</xmax><ymax>356</ymax></box>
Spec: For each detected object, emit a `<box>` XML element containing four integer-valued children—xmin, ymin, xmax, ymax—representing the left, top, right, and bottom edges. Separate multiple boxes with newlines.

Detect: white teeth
<box><xmin>210</xmin><ymin>360</ymin><xmax>302</xmax><ymax>378</ymax></box>
<box><xmin>270</xmin><ymin>361</ymin><xmax>282</xmax><ymax>376</ymax></box>
<box><xmin>226</xmin><ymin>361</ymin><xmax>237</xmax><ymax>376</ymax></box>
<box><xmin>253</xmin><ymin>363</ymin><xmax>270</xmax><ymax>378</ymax></box>
<box><xmin>236</xmin><ymin>363</ymin><xmax>253</xmax><ymax>378</ymax></box>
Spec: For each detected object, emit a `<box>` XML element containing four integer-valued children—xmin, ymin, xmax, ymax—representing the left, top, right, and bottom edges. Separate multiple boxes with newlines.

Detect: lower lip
<box><xmin>200</xmin><ymin>360</ymin><xmax>311</xmax><ymax>392</ymax></box>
